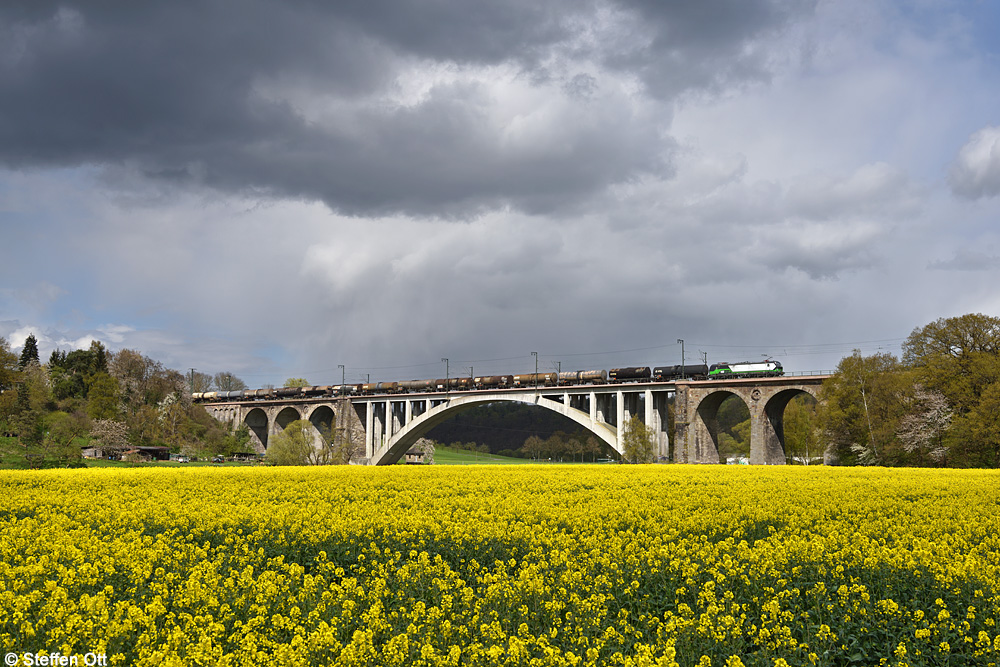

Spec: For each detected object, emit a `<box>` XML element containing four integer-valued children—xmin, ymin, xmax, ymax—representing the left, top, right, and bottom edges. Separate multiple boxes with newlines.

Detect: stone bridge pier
<box><xmin>673</xmin><ymin>376</ymin><xmax>825</xmax><ymax>464</ymax></box>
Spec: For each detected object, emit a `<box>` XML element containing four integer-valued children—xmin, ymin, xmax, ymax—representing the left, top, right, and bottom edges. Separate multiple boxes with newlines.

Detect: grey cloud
<box><xmin>948</xmin><ymin>126</ymin><xmax>1000</xmax><ymax>199</ymax></box>
<box><xmin>0</xmin><ymin>0</ymin><xmax>813</xmax><ymax>217</ymax></box>
<box><xmin>785</xmin><ymin>163</ymin><xmax>919</xmax><ymax>222</ymax></box>
<box><xmin>604</xmin><ymin>0</ymin><xmax>816</xmax><ymax>97</ymax></box>
<box><xmin>928</xmin><ymin>249</ymin><xmax>1000</xmax><ymax>272</ymax></box>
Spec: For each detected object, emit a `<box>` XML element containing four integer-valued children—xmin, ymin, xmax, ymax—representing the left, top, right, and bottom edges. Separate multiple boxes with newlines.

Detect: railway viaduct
<box><xmin>203</xmin><ymin>375</ymin><xmax>829</xmax><ymax>465</ymax></box>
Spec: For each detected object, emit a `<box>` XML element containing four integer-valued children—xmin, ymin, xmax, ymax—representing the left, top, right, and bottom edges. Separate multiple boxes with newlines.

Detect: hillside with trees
<box><xmin>0</xmin><ymin>334</ymin><xmax>251</xmax><ymax>468</ymax></box>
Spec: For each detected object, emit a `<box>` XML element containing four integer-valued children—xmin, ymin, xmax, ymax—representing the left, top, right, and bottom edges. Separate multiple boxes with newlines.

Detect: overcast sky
<box><xmin>2</xmin><ymin>0</ymin><xmax>1000</xmax><ymax>388</ymax></box>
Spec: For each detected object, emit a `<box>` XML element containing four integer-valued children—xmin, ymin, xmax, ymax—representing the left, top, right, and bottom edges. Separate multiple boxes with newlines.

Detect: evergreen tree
<box><xmin>18</xmin><ymin>334</ymin><xmax>39</xmax><ymax>369</ymax></box>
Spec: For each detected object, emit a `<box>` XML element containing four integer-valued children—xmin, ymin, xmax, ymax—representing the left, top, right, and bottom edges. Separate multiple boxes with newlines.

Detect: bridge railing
<box><xmin>782</xmin><ymin>370</ymin><xmax>834</xmax><ymax>377</ymax></box>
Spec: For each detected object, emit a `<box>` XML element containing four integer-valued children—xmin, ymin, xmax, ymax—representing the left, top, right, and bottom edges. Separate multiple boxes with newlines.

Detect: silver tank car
<box><xmin>513</xmin><ymin>372</ymin><xmax>558</xmax><ymax>387</ymax></box>
<box><xmin>474</xmin><ymin>375</ymin><xmax>514</xmax><ymax>389</ymax></box>
<box><xmin>399</xmin><ymin>379</ymin><xmax>436</xmax><ymax>392</ymax></box>
<box><xmin>579</xmin><ymin>369</ymin><xmax>608</xmax><ymax>384</ymax></box>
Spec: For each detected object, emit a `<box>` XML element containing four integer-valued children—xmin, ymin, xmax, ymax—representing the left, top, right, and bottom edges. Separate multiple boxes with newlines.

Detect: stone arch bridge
<box><xmin>202</xmin><ymin>375</ymin><xmax>828</xmax><ymax>465</ymax></box>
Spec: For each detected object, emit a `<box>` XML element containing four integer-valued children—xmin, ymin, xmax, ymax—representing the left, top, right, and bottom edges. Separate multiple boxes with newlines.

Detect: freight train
<box><xmin>191</xmin><ymin>360</ymin><xmax>783</xmax><ymax>402</ymax></box>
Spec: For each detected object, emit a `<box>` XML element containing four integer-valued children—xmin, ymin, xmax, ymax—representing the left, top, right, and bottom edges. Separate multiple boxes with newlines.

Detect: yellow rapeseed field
<box><xmin>0</xmin><ymin>465</ymin><xmax>997</xmax><ymax>667</ymax></box>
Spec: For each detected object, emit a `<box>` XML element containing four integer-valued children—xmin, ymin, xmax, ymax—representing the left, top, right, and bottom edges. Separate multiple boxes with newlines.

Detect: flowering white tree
<box><xmin>896</xmin><ymin>386</ymin><xmax>952</xmax><ymax>464</ymax></box>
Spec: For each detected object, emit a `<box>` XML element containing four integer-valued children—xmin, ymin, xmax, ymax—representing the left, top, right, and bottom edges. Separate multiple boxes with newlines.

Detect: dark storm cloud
<box><xmin>0</xmin><ymin>0</ymin><xmax>811</xmax><ymax>216</ymax></box>
<box><xmin>607</xmin><ymin>0</ymin><xmax>816</xmax><ymax>97</ymax></box>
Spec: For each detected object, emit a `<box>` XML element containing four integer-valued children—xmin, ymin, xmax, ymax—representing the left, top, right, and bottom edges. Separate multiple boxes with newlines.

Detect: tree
<box><xmin>818</xmin><ymin>351</ymin><xmax>909</xmax><ymax>465</ymax></box>
<box><xmin>783</xmin><ymin>394</ymin><xmax>820</xmax><ymax>464</ymax></box>
<box><xmin>328</xmin><ymin>416</ymin><xmax>362</xmax><ymax>464</ymax></box>
<box><xmin>49</xmin><ymin>344</ymin><xmax>109</xmax><ymax>401</ymax></box>
<box><xmin>90</xmin><ymin>419</ymin><xmax>130</xmax><ymax>458</ymax></box>
<box><xmin>520</xmin><ymin>435</ymin><xmax>545</xmax><ymax>461</ymax></box>
<box><xmin>14</xmin><ymin>360</ymin><xmax>51</xmax><ymax>448</ymax></box>
<box><xmin>109</xmin><ymin>349</ymin><xmax>185</xmax><ymax>414</ymax></box>
<box><xmin>895</xmin><ymin>385</ymin><xmax>951</xmax><ymax>466</ymax></box>
<box><xmin>190</xmin><ymin>372</ymin><xmax>213</xmax><ymax>393</ymax></box>
<box><xmin>18</xmin><ymin>334</ymin><xmax>39</xmax><ymax>369</ymax></box>
<box><xmin>220</xmin><ymin>423</ymin><xmax>254</xmax><ymax>457</ymax></box>
<box><xmin>38</xmin><ymin>410</ymin><xmax>88</xmax><ymax>466</ymax></box>
<box><xmin>413</xmin><ymin>438</ymin><xmax>436</xmax><ymax>464</ymax></box>
<box><xmin>0</xmin><ymin>338</ymin><xmax>18</xmax><ymax>429</ymax></box>
<box><xmin>903</xmin><ymin>313</ymin><xmax>1000</xmax><ymax>414</ymax></box>
<box><xmin>621</xmin><ymin>414</ymin><xmax>656</xmax><ymax>464</ymax></box>
<box><xmin>283</xmin><ymin>378</ymin><xmax>310</xmax><ymax>388</ymax></box>
<box><xmin>951</xmin><ymin>383</ymin><xmax>1000</xmax><ymax>467</ymax></box>
<box><xmin>214</xmin><ymin>372</ymin><xmax>247</xmax><ymax>392</ymax></box>
<box><xmin>86</xmin><ymin>372</ymin><xmax>120</xmax><ymax>420</ymax></box>
<box><xmin>267</xmin><ymin>419</ymin><xmax>316</xmax><ymax>466</ymax></box>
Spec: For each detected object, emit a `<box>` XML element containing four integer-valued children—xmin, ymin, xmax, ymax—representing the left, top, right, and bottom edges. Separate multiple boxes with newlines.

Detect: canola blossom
<box><xmin>0</xmin><ymin>465</ymin><xmax>998</xmax><ymax>667</ymax></box>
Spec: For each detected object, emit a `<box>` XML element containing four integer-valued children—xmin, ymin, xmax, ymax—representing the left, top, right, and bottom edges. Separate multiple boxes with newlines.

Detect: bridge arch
<box><xmin>245</xmin><ymin>407</ymin><xmax>269</xmax><ymax>451</ymax></box>
<box><xmin>691</xmin><ymin>389</ymin><xmax>744</xmax><ymax>464</ymax></box>
<box><xmin>274</xmin><ymin>406</ymin><xmax>302</xmax><ymax>435</ymax></box>
<box><xmin>370</xmin><ymin>394</ymin><xmax>619</xmax><ymax>465</ymax></box>
<box><xmin>682</xmin><ymin>383</ymin><xmax>821</xmax><ymax>464</ymax></box>
<box><xmin>758</xmin><ymin>387</ymin><xmax>819</xmax><ymax>464</ymax></box>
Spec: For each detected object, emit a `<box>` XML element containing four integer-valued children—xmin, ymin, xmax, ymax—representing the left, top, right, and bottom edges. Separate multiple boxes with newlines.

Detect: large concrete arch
<box><xmin>370</xmin><ymin>394</ymin><xmax>619</xmax><ymax>466</ymax></box>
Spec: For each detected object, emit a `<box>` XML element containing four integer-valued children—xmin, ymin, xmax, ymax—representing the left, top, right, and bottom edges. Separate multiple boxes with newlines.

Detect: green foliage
<box><xmin>265</xmin><ymin>416</ymin><xmax>357</xmax><ymax>466</ymax></box>
<box><xmin>903</xmin><ymin>313</ymin><xmax>1000</xmax><ymax>412</ymax></box>
<box><xmin>947</xmin><ymin>382</ymin><xmax>1000</xmax><ymax>467</ymax></box>
<box><xmin>0</xmin><ymin>338</ymin><xmax>18</xmax><ymax>428</ymax></box>
<box><xmin>18</xmin><ymin>333</ymin><xmax>39</xmax><ymax>369</ymax></box>
<box><xmin>818</xmin><ymin>351</ymin><xmax>909</xmax><ymax>466</ymax></box>
<box><xmin>48</xmin><ymin>341</ymin><xmax>110</xmax><ymax>400</ymax></box>
<box><xmin>221</xmin><ymin>423</ymin><xmax>254</xmax><ymax>457</ymax></box>
<box><xmin>86</xmin><ymin>372</ymin><xmax>120</xmax><ymax>420</ymax></box>
<box><xmin>267</xmin><ymin>419</ymin><xmax>316</xmax><ymax>466</ymax></box>
<box><xmin>621</xmin><ymin>414</ymin><xmax>655</xmax><ymax>464</ymax></box>
<box><xmin>0</xmin><ymin>337</ymin><xmax>255</xmax><ymax>467</ymax></box>
<box><xmin>1</xmin><ymin>408</ymin><xmax>87</xmax><ymax>469</ymax></box>
<box><xmin>283</xmin><ymin>378</ymin><xmax>310</xmax><ymax>388</ymax></box>
<box><xmin>109</xmin><ymin>349</ymin><xmax>185</xmax><ymax>415</ymax></box>
<box><xmin>902</xmin><ymin>313</ymin><xmax>1000</xmax><ymax>466</ymax></box>
<box><xmin>714</xmin><ymin>395</ymin><xmax>750</xmax><ymax>459</ymax></box>
<box><xmin>783</xmin><ymin>394</ymin><xmax>820</xmax><ymax>464</ymax></box>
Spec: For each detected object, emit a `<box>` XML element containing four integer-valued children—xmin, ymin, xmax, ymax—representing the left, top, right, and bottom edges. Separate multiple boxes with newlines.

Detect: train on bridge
<box><xmin>192</xmin><ymin>360</ymin><xmax>783</xmax><ymax>402</ymax></box>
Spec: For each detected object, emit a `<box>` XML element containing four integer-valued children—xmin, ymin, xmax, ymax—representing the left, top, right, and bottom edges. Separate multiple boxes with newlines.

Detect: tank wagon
<box><xmin>653</xmin><ymin>364</ymin><xmax>709</xmax><ymax>381</ymax></box>
<box><xmin>192</xmin><ymin>359</ymin><xmax>783</xmax><ymax>402</ymax></box>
